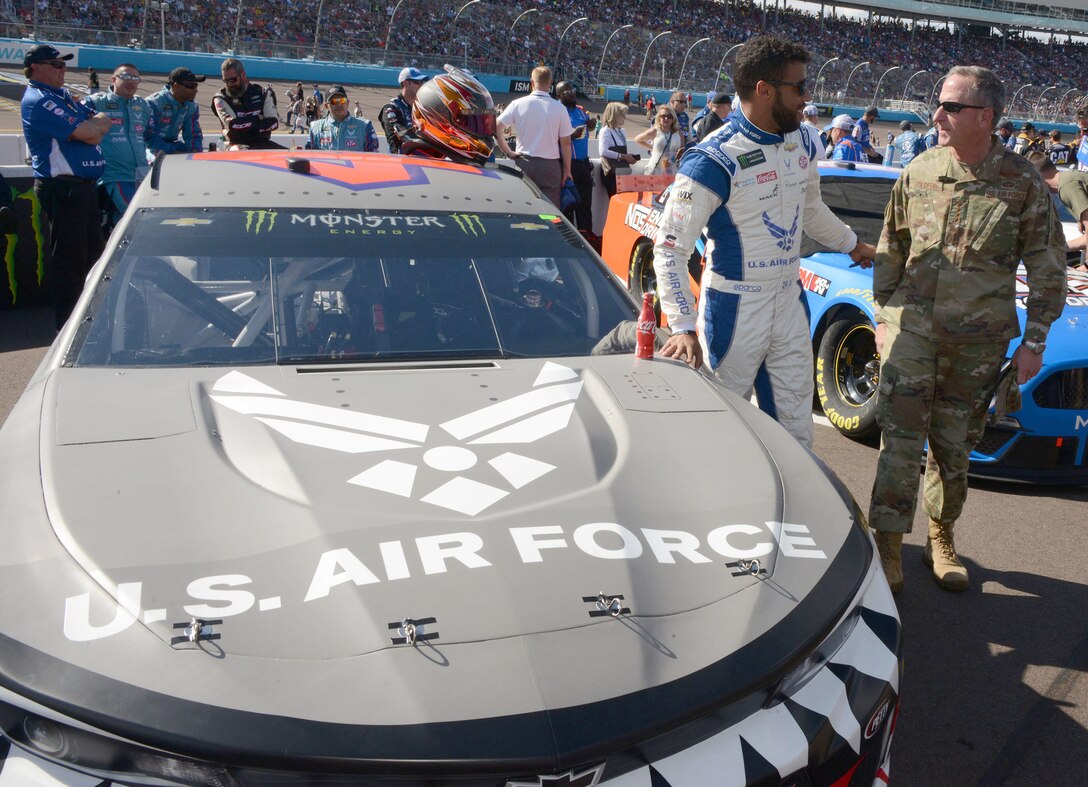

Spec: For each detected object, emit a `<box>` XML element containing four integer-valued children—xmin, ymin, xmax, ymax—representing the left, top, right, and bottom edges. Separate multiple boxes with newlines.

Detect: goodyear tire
<box><xmin>629</xmin><ymin>240</ymin><xmax>657</xmax><ymax>300</ymax></box>
<box><xmin>628</xmin><ymin>240</ymin><xmax>660</xmax><ymax>321</ymax></box>
<box><xmin>815</xmin><ymin>315</ymin><xmax>880</xmax><ymax>439</ymax></box>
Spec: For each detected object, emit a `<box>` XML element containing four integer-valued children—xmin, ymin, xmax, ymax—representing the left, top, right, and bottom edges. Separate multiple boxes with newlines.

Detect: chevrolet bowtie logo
<box><xmin>161</xmin><ymin>218</ymin><xmax>212</xmax><ymax>226</ymax></box>
<box><xmin>210</xmin><ymin>362</ymin><xmax>583</xmax><ymax>516</ymax></box>
<box><xmin>506</xmin><ymin>763</ymin><xmax>606</xmax><ymax>787</ymax></box>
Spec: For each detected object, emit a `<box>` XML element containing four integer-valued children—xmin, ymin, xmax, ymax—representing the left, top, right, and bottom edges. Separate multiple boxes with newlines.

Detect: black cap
<box><xmin>710</xmin><ymin>91</ymin><xmax>731</xmax><ymax>105</ymax></box>
<box><xmin>865</xmin><ymin>106</ymin><xmax>879</xmax><ymax>118</ymax></box>
<box><xmin>1022</xmin><ymin>122</ymin><xmax>1035</xmax><ymax>131</ymax></box>
<box><xmin>24</xmin><ymin>45</ymin><xmax>73</xmax><ymax>67</ymax></box>
<box><xmin>998</xmin><ymin>119</ymin><xmax>1016</xmax><ymax>131</ymax></box>
<box><xmin>328</xmin><ymin>85</ymin><xmax>347</xmax><ymax>98</ymax></box>
<box><xmin>169</xmin><ymin>67</ymin><xmax>206</xmax><ymax>85</ymax></box>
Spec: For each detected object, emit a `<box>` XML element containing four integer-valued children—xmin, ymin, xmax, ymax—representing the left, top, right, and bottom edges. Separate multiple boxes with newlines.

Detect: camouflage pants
<box><xmin>869</xmin><ymin>323</ymin><xmax>1005</xmax><ymax>534</ymax></box>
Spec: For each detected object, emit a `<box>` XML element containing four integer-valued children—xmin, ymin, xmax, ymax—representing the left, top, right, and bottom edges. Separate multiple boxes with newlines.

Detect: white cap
<box><xmin>827</xmin><ymin>113</ymin><xmax>854</xmax><ymax>131</ymax></box>
<box><xmin>802</xmin><ymin>104</ymin><xmax>819</xmax><ymax>116</ymax></box>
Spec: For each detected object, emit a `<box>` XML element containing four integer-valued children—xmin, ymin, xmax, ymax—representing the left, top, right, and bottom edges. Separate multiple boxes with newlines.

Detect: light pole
<box><xmin>901</xmin><ymin>69</ymin><xmax>928</xmax><ymax>102</ymax></box>
<box><xmin>509</xmin><ymin>8</ymin><xmax>538</xmax><ymax>65</ymax></box>
<box><xmin>636</xmin><ymin>31</ymin><xmax>673</xmax><ymax>96</ymax></box>
<box><xmin>554</xmin><ymin>16</ymin><xmax>589</xmax><ymax>78</ymax></box>
<box><xmin>870</xmin><ymin>65</ymin><xmax>900</xmax><ymax>107</ymax></box>
<box><xmin>1033</xmin><ymin>85</ymin><xmax>1058</xmax><ymax>119</ymax></box>
<box><xmin>312</xmin><ymin>0</ymin><xmax>325</xmax><ymax>59</ymax></box>
<box><xmin>928</xmin><ymin>75</ymin><xmax>947</xmax><ymax>108</ymax></box>
<box><xmin>383</xmin><ymin>0</ymin><xmax>408</xmax><ymax>63</ymax></box>
<box><xmin>1057</xmin><ymin>88</ymin><xmax>1082</xmax><ymax>120</ymax></box>
<box><xmin>1009</xmin><ymin>83</ymin><xmax>1034</xmax><ymax>116</ymax></box>
<box><xmin>232</xmin><ymin>0</ymin><xmax>244</xmax><ymax>53</ymax></box>
<box><xmin>842</xmin><ymin>61</ymin><xmax>869</xmax><ymax>103</ymax></box>
<box><xmin>452</xmin><ymin>0</ymin><xmax>481</xmax><ymax>66</ymax></box>
<box><xmin>676</xmin><ymin>37</ymin><xmax>711</xmax><ymax>90</ymax></box>
<box><xmin>813</xmin><ymin>56</ymin><xmax>839</xmax><ymax>102</ymax></box>
<box><xmin>597</xmin><ymin>23</ymin><xmax>632</xmax><ymax>86</ymax></box>
<box><xmin>712</xmin><ymin>42</ymin><xmax>743</xmax><ymax>94</ymax></box>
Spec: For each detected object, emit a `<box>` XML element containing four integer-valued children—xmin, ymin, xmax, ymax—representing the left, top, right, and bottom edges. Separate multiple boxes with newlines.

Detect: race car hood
<box><xmin>0</xmin><ymin>355</ymin><xmax>867</xmax><ymax>759</ymax></box>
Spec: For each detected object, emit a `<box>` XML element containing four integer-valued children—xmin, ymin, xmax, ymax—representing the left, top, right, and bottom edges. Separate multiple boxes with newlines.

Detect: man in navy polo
<box><xmin>21</xmin><ymin>44</ymin><xmax>111</xmax><ymax>329</ymax></box>
<box><xmin>556</xmin><ymin>80</ymin><xmax>593</xmax><ymax>234</ymax></box>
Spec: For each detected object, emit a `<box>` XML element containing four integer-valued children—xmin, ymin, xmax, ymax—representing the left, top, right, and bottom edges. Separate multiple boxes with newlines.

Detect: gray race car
<box><xmin>0</xmin><ymin>151</ymin><xmax>901</xmax><ymax>787</ymax></box>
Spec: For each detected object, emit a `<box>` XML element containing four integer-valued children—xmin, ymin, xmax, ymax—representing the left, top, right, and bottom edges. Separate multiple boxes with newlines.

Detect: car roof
<box><xmin>817</xmin><ymin>160</ymin><xmax>901</xmax><ymax>180</ymax></box>
<box><xmin>137</xmin><ymin>151</ymin><xmax>551</xmax><ymax>212</ymax></box>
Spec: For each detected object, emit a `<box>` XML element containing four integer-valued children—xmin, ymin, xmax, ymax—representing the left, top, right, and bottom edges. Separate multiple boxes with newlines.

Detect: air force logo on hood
<box><xmin>209</xmin><ymin>362</ymin><xmax>582</xmax><ymax>516</ymax></box>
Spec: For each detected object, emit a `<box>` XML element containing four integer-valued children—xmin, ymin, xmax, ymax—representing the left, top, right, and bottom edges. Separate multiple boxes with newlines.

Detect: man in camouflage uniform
<box><xmin>870</xmin><ymin>65</ymin><xmax>1066</xmax><ymax>594</ymax></box>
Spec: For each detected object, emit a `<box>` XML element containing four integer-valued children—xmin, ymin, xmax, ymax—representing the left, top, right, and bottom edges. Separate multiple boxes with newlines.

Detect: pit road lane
<box><xmin>2</xmin><ymin>306</ymin><xmax>1085</xmax><ymax>784</ymax></box>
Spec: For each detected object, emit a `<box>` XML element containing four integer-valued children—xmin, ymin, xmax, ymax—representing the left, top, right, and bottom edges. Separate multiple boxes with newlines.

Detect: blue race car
<box><xmin>803</xmin><ymin>160</ymin><xmax>1088</xmax><ymax>484</ymax></box>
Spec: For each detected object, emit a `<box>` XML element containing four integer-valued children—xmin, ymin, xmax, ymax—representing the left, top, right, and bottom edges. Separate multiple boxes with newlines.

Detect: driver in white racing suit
<box><xmin>654</xmin><ymin>36</ymin><xmax>875</xmax><ymax>448</ymax></box>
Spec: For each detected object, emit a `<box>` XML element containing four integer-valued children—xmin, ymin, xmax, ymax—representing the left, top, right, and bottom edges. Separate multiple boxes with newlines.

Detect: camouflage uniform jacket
<box><xmin>874</xmin><ymin>136</ymin><xmax>1066</xmax><ymax>345</ymax></box>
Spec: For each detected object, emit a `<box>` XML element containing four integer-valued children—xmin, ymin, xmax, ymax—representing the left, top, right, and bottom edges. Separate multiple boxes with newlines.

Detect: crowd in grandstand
<box><xmin>18</xmin><ymin>0</ymin><xmax>1088</xmax><ymax>116</ymax></box>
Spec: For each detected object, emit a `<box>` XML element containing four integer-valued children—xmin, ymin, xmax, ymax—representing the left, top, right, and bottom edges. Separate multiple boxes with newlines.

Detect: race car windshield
<box><xmin>71</xmin><ymin>209</ymin><xmax>636</xmax><ymax>367</ymax></box>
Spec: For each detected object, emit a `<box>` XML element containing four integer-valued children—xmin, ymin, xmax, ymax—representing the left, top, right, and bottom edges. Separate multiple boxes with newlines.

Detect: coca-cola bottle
<box><xmin>636</xmin><ymin>292</ymin><xmax>655</xmax><ymax>359</ymax></box>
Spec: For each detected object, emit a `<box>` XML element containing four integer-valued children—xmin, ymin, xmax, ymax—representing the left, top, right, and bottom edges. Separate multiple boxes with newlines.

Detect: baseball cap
<box><xmin>899</xmin><ymin>120</ymin><xmax>913</xmax><ymax>131</ymax></box>
<box><xmin>24</xmin><ymin>45</ymin><xmax>73</xmax><ymax>67</ymax></box>
<box><xmin>998</xmin><ymin>119</ymin><xmax>1016</xmax><ymax>132</ymax></box>
<box><xmin>865</xmin><ymin>106</ymin><xmax>880</xmax><ymax>118</ymax></box>
<box><xmin>1022</xmin><ymin>122</ymin><xmax>1035</xmax><ymax>131</ymax></box>
<box><xmin>826</xmin><ymin>113</ymin><xmax>854</xmax><ymax>131</ymax></box>
<box><xmin>710</xmin><ymin>91</ymin><xmax>731</xmax><ymax>106</ymax></box>
<box><xmin>398</xmin><ymin>66</ymin><xmax>428</xmax><ymax>84</ymax></box>
<box><xmin>327</xmin><ymin>85</ymin><xmax>347</xmax><ymax>99</ymax></box>
<box><xmin>802</xmin><ymin>104</ymin><xmax>819</xmax><ymax>116</ymax></box>
<box><xmin>169</xmin><ymin>67</ymin><xmax>206</xmax><ymax>85</ymax></box>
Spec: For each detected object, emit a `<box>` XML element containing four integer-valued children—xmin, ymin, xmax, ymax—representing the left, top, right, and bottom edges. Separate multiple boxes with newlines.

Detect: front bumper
<box><xmin>0</xmin><ymin>562</ymin><xmax>901</xmax><ymax>787</ymax></box>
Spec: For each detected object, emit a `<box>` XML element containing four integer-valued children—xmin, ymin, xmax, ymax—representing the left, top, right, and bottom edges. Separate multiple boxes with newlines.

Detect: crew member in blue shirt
<box><xmin>83</xmin><ymin>63</ymin><xmax>155</xmax><ymax>229</ymax></box>
<box><xmin>556</xmin><ymin>80</ymin><xmax>593</xmax><ymax>234</ymax></box>
<box><xmin>21</xmin><ymin>44</ymin><xmax>110</xmax><ymax>329</ymax></box>
<box><xmin>147</xmin><ymin>67</ymin><xmax>205</xmax><ymax>155</ymax></box>
<box><xmin>827</xmin><ymin>114</ymin><xmax>865</xmax><ymax>162</ymax></box>
<box><xmin>306</xmin><ymin>86</ymin><xmax>379</xmax><ymax>152</ymax></box>
<box><xmin>885</xmin><ymin>120</ymin><xmax>924</xmax><ymax>167</ymax></box>
<box><xmin>853</xmin><ymin>106</ymin><xmax>880</xmax><ymax>162</ymax></box>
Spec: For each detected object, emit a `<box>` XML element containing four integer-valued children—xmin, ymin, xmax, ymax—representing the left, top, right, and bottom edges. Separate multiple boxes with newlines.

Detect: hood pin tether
<box><xmin>389</xmin><ymin>617</ymin><xmax>439</xmax><ymax>646</ymax></box>
<box><xmin>584</xmin><ymin>592</ymin><xmax>630</xmax><ymax>618</ymax></box>
<box><xmin>727</xmin><ymin>559</ymin><xmax>766</xmax><ymax>577</ymax></box>
<box><xmin>170</xmin><ymin>617</ymin><xmax>222</xmax><ymax>646</ymax></box>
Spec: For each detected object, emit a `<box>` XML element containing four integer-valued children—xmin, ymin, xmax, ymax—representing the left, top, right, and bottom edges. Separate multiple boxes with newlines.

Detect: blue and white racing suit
<box><xmin>146</xmin><ymin>88</ymin><xmax>203</xmax><ymax>154</ymax></box>
<box><xmin>306</xmin><ymin>114</ymin><xmax>379</xmax><ymax>152</ymax></box>
<box><xmin>82</xmin><ymin>90</ymin><xmax>153</xmax><ymax>216</ymax></box>
<box><xmin>652</xmin><ymin>110</ymin><xmax>857</xmax><ymax>447</ymax></box>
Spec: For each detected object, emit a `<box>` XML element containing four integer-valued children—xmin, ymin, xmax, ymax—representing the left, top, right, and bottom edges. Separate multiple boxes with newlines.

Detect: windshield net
<box><xmin>73</xmin><ymin>209</ymin><xmax>636</xmax><ymax>367</ymax></box>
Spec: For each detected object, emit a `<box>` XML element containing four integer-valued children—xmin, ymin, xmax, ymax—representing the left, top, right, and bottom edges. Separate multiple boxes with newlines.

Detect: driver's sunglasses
<box><xmin>936</xmin><ymin>100</ymin><xmax>986</xmax><ymax>114</ymax></box>
<box><xmin>767</xmin><ymin>78</ymin><xmax>810</xmax><ymax>94</ymax></box>
<box><xmin>115</xmin><ymin>73</ymin><xmax>141</xmax><ymax>83</ymax></box>
<box><xmin>39</xmin><ymin>59</ymin><xmax>68</xmax><ymax>69</ymax></box>
<box><xmin>177</xmin><ymin>81</ymin><xmax>199</xmax><ymax>90</ymax></box>
<box><xmin>329</xmin><ymin>96</ymin><xmax>348</xmax><ymax>105</ymax></box>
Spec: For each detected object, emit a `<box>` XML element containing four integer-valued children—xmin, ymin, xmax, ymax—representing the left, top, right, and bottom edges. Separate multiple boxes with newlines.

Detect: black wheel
<box><xmin>816</xmin><ymin>314</ymin><xmax>880</xmax><ymax>439</ymax></box>
<box><xmin>628</xmin><ymin>240</ymin><xmax>661</xmax><ymax>322</ymax></box>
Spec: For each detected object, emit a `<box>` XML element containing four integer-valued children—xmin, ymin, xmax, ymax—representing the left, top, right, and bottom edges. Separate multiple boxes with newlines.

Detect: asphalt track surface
<box><xmin>2</xmin><ymin>69</ymin><xmax>1088</xmax><ymax>787</ymax></box>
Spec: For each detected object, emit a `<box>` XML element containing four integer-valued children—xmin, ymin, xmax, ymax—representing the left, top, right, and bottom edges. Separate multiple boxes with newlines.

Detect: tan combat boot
<box><xmin>874</xmin><ymin>531</ymin><xmax>904</xmax><ymax>594</ymax></box>
<box><xmin>924</xmin><ymin>519</ymin><xmax>969</xmax><ymax>592</ymax></box>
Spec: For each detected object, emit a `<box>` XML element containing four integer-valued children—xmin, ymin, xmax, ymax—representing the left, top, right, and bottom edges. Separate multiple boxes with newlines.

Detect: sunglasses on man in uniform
<box><xmin>329</xmin><ymin>96</ymin><xmax>348</xmax><ymax>105</ymax></box>
<box><xmin>38</xmin><ymin>60</ymin><xmax>68</xmax><ymax>69</ymax></box>
<box><xmin>766</xmin><ymin>78</ymin><xmax>810</xmax><ymax>94</ymax></box>
<box><xmin>114</xmin><ymin>73</ymin><xmax>141</xmax><ymax>83</ymax></box>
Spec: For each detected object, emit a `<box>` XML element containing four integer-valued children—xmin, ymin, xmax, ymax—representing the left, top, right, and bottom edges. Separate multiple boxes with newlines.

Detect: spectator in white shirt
<box><xmin>494</xmin><ymin>65</ymin><xmax>572</xmax><ymax>208</ymax></box>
